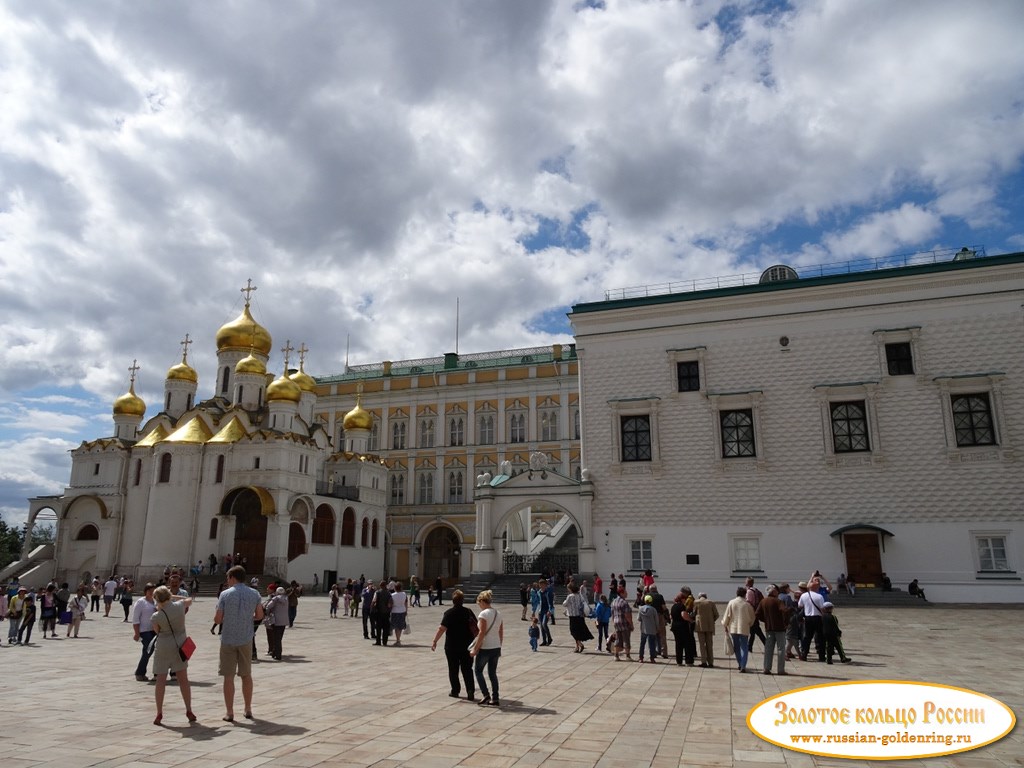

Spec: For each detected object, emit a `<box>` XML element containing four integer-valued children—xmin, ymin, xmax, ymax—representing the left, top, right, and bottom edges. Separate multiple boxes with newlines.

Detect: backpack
<box><xmin>749</xmin><ymin>587</ymin><xmax>764</xmax><ymax>609</ymax></box>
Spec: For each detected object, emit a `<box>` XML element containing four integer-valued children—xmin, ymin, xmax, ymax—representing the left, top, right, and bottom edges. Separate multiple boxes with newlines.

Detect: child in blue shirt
<box><xmin>593</xmin><ymin>594</ymin><xmax>612</xmax><ymax>652</ymax></box>
<box><xmin>528</xmin><ymin>615</ymin><xmax>541</xmax><ymax>651</ymax></box>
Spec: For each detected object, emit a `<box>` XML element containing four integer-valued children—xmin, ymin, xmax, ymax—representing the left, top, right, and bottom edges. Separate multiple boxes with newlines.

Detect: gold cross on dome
<box><xmin>240</xmin><ymin>278</ymin><xmax>257</xmax><ymax>305</ymax></box>
<box><xmin>128</xmin><ymin>359</ymin><xmax>140</xmax><ymax>386</ymax></box>
<box><xmin>281</xmin><ymin>339</ymin><xmax>294</xmax><ymax>370</ymax></box>
<box><xmin>180</xmin><ymin>332</ymin><xmax>192</xmax><ymax>361</ymax></box>
<box><xmin>297</xmin><ymin>343</ymin><xmax>309</xmax><ymax>368</ymax></box>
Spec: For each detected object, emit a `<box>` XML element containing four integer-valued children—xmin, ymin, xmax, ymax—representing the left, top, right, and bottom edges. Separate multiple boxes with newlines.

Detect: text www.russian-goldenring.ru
<box><xmin>790</xmin><ymin>732</ymin><xmax>972</xmax><ymax>747</ymax></box>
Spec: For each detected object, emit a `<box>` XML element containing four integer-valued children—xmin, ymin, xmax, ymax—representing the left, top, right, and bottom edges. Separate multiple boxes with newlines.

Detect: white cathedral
<box><xmin>25</xmin><ymin>287</ymin><xmax>386</xmax><ymax>588</ymax></box>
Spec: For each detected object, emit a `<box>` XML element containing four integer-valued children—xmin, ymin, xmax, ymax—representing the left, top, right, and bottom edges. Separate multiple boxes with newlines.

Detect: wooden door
<box><xmin>843</xmin><ymin>533</ymin><xmax>882</xmax><ymax>585</ymax></box>
<box><xmin>232</xmin><ymin>490</ymin><xmax>267</xmax><ymax>574</ymax></box>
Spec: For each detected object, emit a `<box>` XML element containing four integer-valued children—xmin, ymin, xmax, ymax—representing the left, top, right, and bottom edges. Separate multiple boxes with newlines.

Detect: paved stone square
<box><xmin>3</xmin><ymin>597</ymin><xmax>1020</xmax><ymax>767</ymax></box>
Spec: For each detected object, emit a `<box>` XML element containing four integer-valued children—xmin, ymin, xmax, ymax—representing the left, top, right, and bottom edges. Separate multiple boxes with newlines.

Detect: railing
<box><xmin>502</xmin><ymin>551</ymin><xmax>578</xmax><ymax>576</ymax></box>
<box><xmin>604</xmin><ymin>245</ymin><xmax>988</xmax><ymax>301</ymax></box>
<box><xmin>314</xmin><ymin>482</ymin><xmax>360</xmax><ymax>501</ymax></box>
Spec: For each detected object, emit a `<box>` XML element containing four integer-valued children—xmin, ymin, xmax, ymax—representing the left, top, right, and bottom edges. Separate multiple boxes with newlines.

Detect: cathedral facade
<box><xmin>37</xmin><ymin>291</ymin><xmax>387</xmax><ymax>588</ymax></box>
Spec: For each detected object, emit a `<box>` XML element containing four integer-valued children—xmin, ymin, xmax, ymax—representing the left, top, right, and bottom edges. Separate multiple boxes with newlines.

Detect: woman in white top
<box><xmin>469</xmin><ymin>590</ymin><xmax>503</xmax><ymax>707</ymax></box>
<box><xmin>390</xmin><ymin>581</ymin><xmax>409</xmax><ymax>645</ymax></box>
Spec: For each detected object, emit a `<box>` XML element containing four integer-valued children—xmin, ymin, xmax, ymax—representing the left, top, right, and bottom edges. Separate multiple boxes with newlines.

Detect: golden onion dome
<box><xmin>216</xmin><ymin>304</ymin><xmax>272</xmax><ymax>355</ymax></box>
<box><xmin>290</xmin><ymin>368</ymin><xmax>316</xmax><ymax>393</ymax></box>
<box><xmin>113</xmin><ymin>385</ymin><xmax>146</xmax><ymax>417</ymax></box>
<box><xmin>266</xmin><ymin>374</ymin><xmax>301</xmax><ymax>403</ymax></box>
<box><xmin>343</xmin><ymin>398</ymin><xmax>373</xmax><ymax>431</ymax></box>
<box><xmin>166</xmin><ymin>354</ymin><xmax>198</xmax><ymax>383</ymax></box>
<box><xmin>235</xmin><ymin>352</ymin><xmax>267</xmax><ymax>376</ymax></box>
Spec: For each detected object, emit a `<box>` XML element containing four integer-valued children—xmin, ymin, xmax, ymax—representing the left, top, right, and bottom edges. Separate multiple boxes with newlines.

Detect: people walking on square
<box><xmin>67</xmin><ymin>584</ymin><xmax>88</xmax><ymax>638</ymax></box>
<box><xmin>214</xmin><ymin>566</ymin><xmax>264</xmax><ymax>722</ymax></box>
<box><xmin>361</xmin><ymin>580</ymin><xmax>375</xmax><ymax>638</ymax></box>
<box><xmin>593</xmin><ymin>594</ymin><xmax>611</xmax><ymax>652</ymax></box>
<box><xmin>390</xmin><ymin>580</ymin><xmax>408</xmax><ymax>646</ymax></box>
<box><xmin>103</xmin><ymin>575</ymin><xmax>118</xmax><ymax>617</ymax></box>
<box><xmin>562</xmin><ymin>582</ymin><xmax>594</xmax><ymax>653</ymax></box>
<box><xmin>745</xmin><ymin>577</ymin><xmax>767</xmax><ymax>652</ymax></box>
<box><xmin>7</xmin><ymin>586</ymin><xmax>27</xmax><ymax>644</ymax></box>
<box><xmin>39</xmin><ymin>584</ymin><xmax>59</xmax><ymax>638</ymax></box>
<box><xmin>755</xmin><ymin>585</ymin><xmax>790</xmax><ymax>675</ymax></box>
<box><xmin>264</xmin><ymin>587</ymin><xmax>288</xmax><ymax>660</ymax></box>
<box><xmin>119</xmin><ymin>580</ymin><xmax>134</xmax><ymax>622</ymax></box>
<box><xmin>469</xmin><ymin>590</ymin><xmax>503</xmax><ymax>707</ymax></box>
<box><xmin>330</xmin><ymin>583</ymin><xmax>341</xmax><ymax>617</ymax></box>
<box><xmin>410</xmin><ymin>577</ymin><xmax>421</xmax><ymax>607</ymax></box>
<box><xmin>431</xmin><ymin>589</ymin><xmax>477</xmax><ymax>701</ymax></box>
<box><xmin>822</xmin><ymin>603</ymin><xmax>852</xmax><ymax>664</ymax></box>
<box><xmin>434</xmin><ymin>576</ymin><xmax>444</xmax><ymax>606</ymax></box>
<box><xmin>611</xmin><ymin>590</ymin><xmax>633</xmax><ymax>661</ymax></box>
<box><xmin>520</xmin><ymin>583</ymin><xmax>529</xmax><ymax>621</ymax></box>
<box><xmin>783</xmin><ymin>585</ymin><xmax>803</xmax><ymax>661</ymax></box>
<box><xmin>637</xmin><ymin>595</ymin><xmax>660</xmax><ymax>662</ymax></box>
<box><xmin>722</xmin><ymin>586</ymin><xmax>755</xmax><ymax>672</ymax></box>
<box><xmin>538</xmin><ymin>578</ymin><xmax>554</xmax><ymax>646</ymax></box>
<box><xmin>670</xmin><ymin>589</ymin><xmax>696</xmax><ymax>665</ymax></box>
<box><xmin>649</xmin><ymin>584</ymin><xmax>669</xmax><ymax>659</ymax></box>
<box><xmin>17</xmin><ymin>593</ymin><xmax>37</xmax><ymax>644</ymax></box>
<box><xmin>286</xmin><ymin>581</ymin><xmax>302</xmax><ymax>627</ymax></box>
<box><xmin>798</xmin><ymin>578</ymin><xmax>826</xmax><ymax>661</ymax></box>
<box><xmin>131</xmin><ymin>583</ymin><xmax>157</xmax><ymax>680</ymax></box>
<box><xmin>528</xmin><ymin>615</ymin><xmax>541</xmax><ymax>651</ymax></box>
<box><xmin>150</xmin><ymin>585</ymin><xmax>195</xmax><ymax>726</ymax></box>
<box><xmin>372</xmin><ymin>581</ymin><xmax>393</xmax><ymax>645</ymax></box>
<box><xmin>693</xmin><ymin>592</ymin><xmax>718</xmax><ymax>667</ymax></box>
<box><xmin>90</xmin><ymin>578</ymin><xmax>102</xmax><ymax>612</ymax></box>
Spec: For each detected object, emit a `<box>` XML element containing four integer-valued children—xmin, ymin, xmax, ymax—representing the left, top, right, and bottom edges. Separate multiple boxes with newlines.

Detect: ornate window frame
<box><xmin>607</xmin><ymin>396</ymin><xmax>661</xmax><ymax>475</ymax></box>
<box><xmin>873</xmin><ymin>327</ymin><xmax>923</xmax><ymax>381</ymax></box>
<box><xmin>667</xmin><ymin>346</ymin><xmax>707</xmax><ymax>398</ymax></box>
<box><xmin>814</xmin><ymin>381</ymin><xmax>884</xmax><ymax>467</ymax></box>
<box><xmin>935</xmin><ymin>373</ymin><xmax>1012</xmax><ymax>464</ymax></box>
<box><xmin>707</xmin><ymin>391</ymin><xmax>765</xmax><ymax>471</ymax></box>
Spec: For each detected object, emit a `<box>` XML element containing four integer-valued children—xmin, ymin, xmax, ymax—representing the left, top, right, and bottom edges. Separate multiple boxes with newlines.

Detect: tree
<box><xmin>0</xmin><ymin>519</ymin><xmax>24</xmax><ymax>570</ymax></box>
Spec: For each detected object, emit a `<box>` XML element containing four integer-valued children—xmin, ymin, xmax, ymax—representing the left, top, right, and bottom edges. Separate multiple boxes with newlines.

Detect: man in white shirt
<box><xmin>131</xmin><ymin>583</ymin><xmax>158</xmax><ymax>681</ymax></box>
<box><xmin>797</xmin><ymin>579</ymin><xmax>826</xmax><ymax>662</ymax></box>
<box><xmin>103</xmin><ymin>576</ymin><xmax>118</xmax><ymax>617</ymax></box>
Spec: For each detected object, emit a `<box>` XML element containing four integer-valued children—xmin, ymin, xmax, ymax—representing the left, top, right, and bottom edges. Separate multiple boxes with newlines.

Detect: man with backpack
<box><xmin>745</xmin><ymin>577</ymin><xmax>767</xmax><ymax>652</ymax></box>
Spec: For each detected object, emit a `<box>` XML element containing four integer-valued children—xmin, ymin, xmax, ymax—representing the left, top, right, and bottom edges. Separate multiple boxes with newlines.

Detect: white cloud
<box><xmin>0</xmin><ymin>0</ymin><xmax>1022</xmax><ymax>493</ymax></box>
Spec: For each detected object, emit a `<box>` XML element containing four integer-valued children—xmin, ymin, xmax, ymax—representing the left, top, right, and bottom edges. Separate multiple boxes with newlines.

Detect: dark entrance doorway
<box><xmin>225</xmin><ymin>488</ymin><xmax>267</xmax><ymax>574</ymax></box>
<box><xmin>843</xmin><ymin>533</ymin><xmax>882</xmax><ymax>585</ymax></box>
<box><xmin>423</xmin><ymin>526</ymin><xmax>460</xmax><ymax>587</ymax></box>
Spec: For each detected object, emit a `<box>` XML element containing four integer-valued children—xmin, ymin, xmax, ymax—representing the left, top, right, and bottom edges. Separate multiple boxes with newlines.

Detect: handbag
<box><xmin>169</xmin><ymin>608</ymin><xmax>195</xmax><ymax>662</ymax></box>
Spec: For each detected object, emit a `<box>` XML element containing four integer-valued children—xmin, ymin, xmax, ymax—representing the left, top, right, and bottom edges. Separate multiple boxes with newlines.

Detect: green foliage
<box><xmin>0</xmin><ymin>519</ymin><xmax>23</xmax><ymax>570</ymax></box>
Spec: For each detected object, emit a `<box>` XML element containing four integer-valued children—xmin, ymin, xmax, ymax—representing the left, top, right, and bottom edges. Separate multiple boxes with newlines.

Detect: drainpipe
<box><xmin>111</xmin><ymin>446</ymin><xmax>133</xmax><ymax>579</ymax></box>
<box><xmin>186</xmin><ymin>447</ymin><xmax>206</xmax><ymax>574</ymax></box>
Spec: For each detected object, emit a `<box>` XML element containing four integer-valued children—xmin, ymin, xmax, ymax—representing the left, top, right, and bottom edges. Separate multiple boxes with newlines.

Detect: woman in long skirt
<box><xmin>562</xmin><ymin>582</ymin><xmax>594</xmax><ymax>653</ymax></box>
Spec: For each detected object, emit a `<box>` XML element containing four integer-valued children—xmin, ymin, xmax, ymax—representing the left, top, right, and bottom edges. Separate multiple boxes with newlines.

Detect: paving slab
<box><xmin>2</xmin><ymin>598</ymin><xmax>1020</xmax><ymax>767</ymax></box>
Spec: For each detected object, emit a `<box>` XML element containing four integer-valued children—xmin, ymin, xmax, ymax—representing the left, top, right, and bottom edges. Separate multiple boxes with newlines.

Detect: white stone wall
<box><xmin>574</xmin><ymin>259</ymin><xmax>1024</xmax><ymax>602</ymax></box>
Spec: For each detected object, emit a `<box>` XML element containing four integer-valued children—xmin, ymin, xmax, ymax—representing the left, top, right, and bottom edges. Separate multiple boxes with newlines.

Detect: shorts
<box><xmin>219</xmin><ymin>643</ymin><xmax>253</xmax><ymax>678</ymax></box>
<box><xmin>104</xmin><ymin>596</ymin><xmax>114</xmax><ymax>605</ymax></box>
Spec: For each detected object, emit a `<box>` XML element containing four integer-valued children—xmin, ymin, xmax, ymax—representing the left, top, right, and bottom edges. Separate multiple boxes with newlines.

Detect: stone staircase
<box><xmin>827</xmin><ymin>587</ymin><xmax>932</xmax><ymax>608</ymax></box>
<box><xmin>456</xmin><ymin>573</ymin><xmax>566</xmax><ymax>606</ymax></box>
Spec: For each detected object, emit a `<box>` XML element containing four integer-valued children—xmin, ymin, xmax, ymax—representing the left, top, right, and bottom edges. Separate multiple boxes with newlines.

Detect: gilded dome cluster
<box><xmin>235</xmin><ymin>352</ymin><xmax>267</xmax><ymax>376</ymax></box>
<box><xmin>289</xmin><ymin>365</ymin><xmax>316</xmax><ymax>393</ymax></box>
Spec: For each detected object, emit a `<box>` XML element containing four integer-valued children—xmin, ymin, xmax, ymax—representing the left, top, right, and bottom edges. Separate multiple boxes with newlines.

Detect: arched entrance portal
<box><xmin>423</xmin><ymin>526</ymin><xmax>460</xmax><ymax>587</ymax></box>
<box><xmin>225</xmin><ymin>488</ymin><xmax>268</xmax><ymax>574</ymax></box>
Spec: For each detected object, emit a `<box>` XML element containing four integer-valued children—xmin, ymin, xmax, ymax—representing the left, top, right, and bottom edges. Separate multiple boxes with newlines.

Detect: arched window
<box><xmin>165</xmin><ymin>392</ymin><xmax>171</xmax><ymax>410</ymax></box>
<box><xmin>187</xmin><ymin>393</ymin><xmax>193</xmax><ymax>410</ymax></box>
<box><xmin>389</xmin><ymin>474</ymin><xmax>404</xmax><ymax>504</ymax></box>
<box><xmin>133</xmin><ymin>459</ymin><xmax>142</xmax><ymax>486</ymax></box>
<box><xmin>448</xmin><ymin>471</ymin><xmax>464</xmax><ymax>503</ymax></box>
<box><xmin>449</xmin><ymin>417</ymin><xmax>464</xmax><ymax>446</ymax></box>
<box><xmin>341</xmin><ymin>508</ymin><xmax>356</xmax><ymax>546</ymax></box>
<box><xmin>208</xmin><ymin>517</ymin><xmax>218</xmax><ymax>539</ymax></box>
<box><xmin>221</xmin><ymin>366</ymin><xmax>230</xmax><ymax>394</ymax></box>
<box><xmin>75</xmin><ymin>524</ymin><xmax>99</xmax><ymax>541</ymax></box>
<box><xmin>215</xmin><ymin>455</ymin><xmax>225</xmax><ymax>483</ymax></box>
<box><xmin>312</xmin><ymin>505</ymin><xmax>335</xmax><ymax>545</ymax></box>
<box><xmin>371</xmin><ymin>519</ymin><xmax>379</xmax><ymax>548</ymax></box>
<box><xmin>158</xmin><ymin>453</ymin><xmax>172</xmax><ymax>483</ymax></box>
<box><xmin>287</xmin><ymin>522</ymin><xmax>306</xmax><ymax>561</ymax></box>
<box><xmin>361</xmin><ymin>518</ymin><xmax>369</xmax><ymax>547</ymax></box>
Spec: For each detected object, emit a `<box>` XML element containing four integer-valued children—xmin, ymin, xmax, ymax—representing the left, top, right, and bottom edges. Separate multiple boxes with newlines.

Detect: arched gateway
<box><xmin>470</xmin><ymin>453</ymin><xmax>594</xmax><ymax>580</ymax></box>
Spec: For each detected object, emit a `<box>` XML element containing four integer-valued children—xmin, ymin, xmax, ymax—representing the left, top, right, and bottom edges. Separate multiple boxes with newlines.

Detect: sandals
<box><xmin>186</xmin><ymin>711</ymin><xmax>197</xmax><ymax>722</ymax></box>
<box><xmin>153</xmin><ymin>714</ymin><xmax>163</xmax><ymax>726</ymax></box>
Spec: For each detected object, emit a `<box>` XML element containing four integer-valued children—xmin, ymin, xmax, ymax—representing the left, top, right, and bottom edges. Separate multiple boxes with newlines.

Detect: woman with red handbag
<box><xmin>150</xmin><ymin>585</ymin><xmax>196</xmax><ymax>725</ymax></box>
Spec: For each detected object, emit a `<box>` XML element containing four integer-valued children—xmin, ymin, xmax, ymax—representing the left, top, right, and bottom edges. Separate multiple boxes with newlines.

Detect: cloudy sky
<box><xmin>2</xmin><ymin>0</ymin><xmax>1023</xmax><ymax>527</ymax></box>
